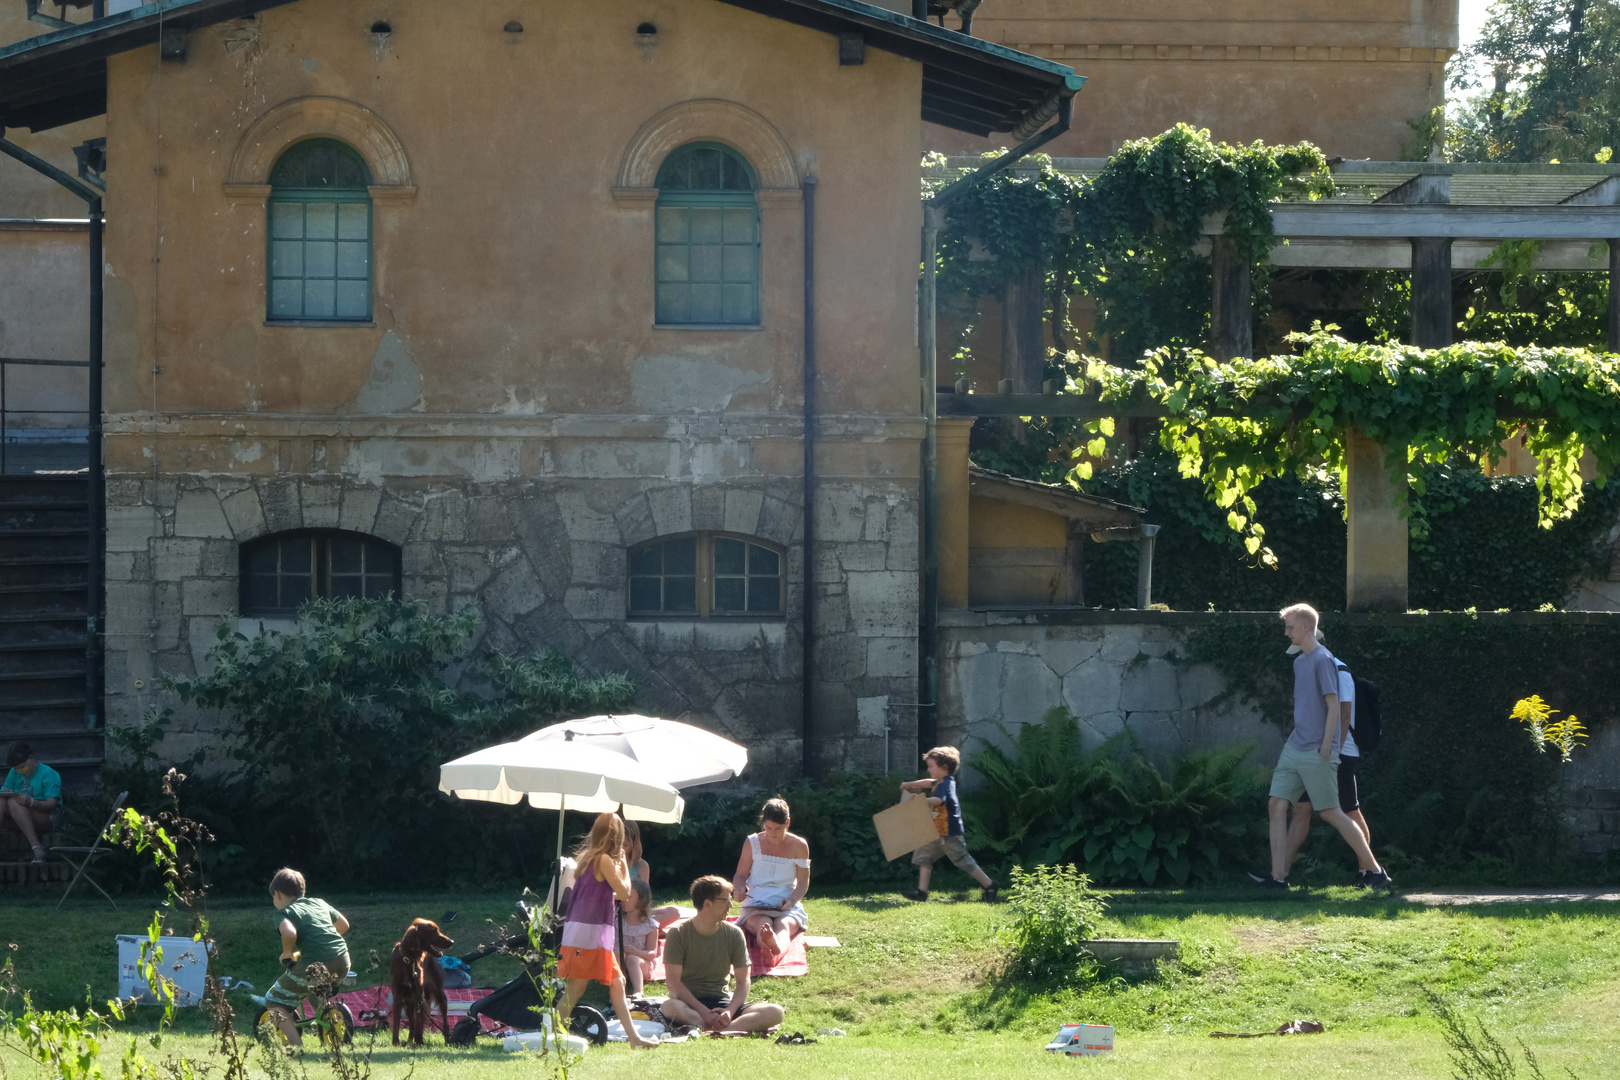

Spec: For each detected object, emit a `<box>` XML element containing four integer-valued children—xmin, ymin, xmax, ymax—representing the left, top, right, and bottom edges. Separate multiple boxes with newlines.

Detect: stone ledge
<box><xmin>940</xmin><ymin>607</ymin><xmax>1620</xmax><ymax>628</ymax></box>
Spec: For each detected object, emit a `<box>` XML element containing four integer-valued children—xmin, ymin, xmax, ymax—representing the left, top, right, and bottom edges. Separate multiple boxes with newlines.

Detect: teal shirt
<box><xmin>277</xmin><ymin>897</ymin><xmax>348</xmax><ymax>964</ymax></box>
<box><xmin>2</xmin><ymin>763</ymin><xmax>62</xmax><ymax>802</ymax></box>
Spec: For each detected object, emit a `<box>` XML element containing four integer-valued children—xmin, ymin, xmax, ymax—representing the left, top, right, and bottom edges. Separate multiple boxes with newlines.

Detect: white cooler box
<box><xmin>116</xmin><ymin>935</ymin><xmax>212</xmax><ymax>1006</ymax></box>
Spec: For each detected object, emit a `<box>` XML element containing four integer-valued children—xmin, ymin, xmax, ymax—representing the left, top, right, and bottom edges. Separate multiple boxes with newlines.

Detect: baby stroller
<box><xmin>446</xmin><ymin>863</ymin><xmax>619</xmax><ymax>1047</ymax></box>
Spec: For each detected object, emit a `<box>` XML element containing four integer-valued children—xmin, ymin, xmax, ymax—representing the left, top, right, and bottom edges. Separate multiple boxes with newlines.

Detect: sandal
<box><xmin>774</xmin><ymin>1031</ymin><xmax>817</xmax><ymax>1045</ymax></box>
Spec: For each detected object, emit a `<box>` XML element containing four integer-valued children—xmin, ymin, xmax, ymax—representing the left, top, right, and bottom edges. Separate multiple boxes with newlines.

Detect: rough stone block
<box><xmin>199</xmin><ymin>539</ymin><xmax>237</xmax><ymax>578</ymax></box>
<box><xmin>482</xmin><ymin>557</ymin><xmax>547</xmax><ymax>624</ymax></box>
<box><xmin>857</xmin><ymin>695</ymin><xmax>890</xmax><ymax>737</ymax></box>
<box><xmin>1061</xmin><ymin>658</ymin><xmax>1123</xmax><ymax>717</ymax></box>
<box><xmin>173</xmin><ymin>490</ymin><xmax>232</xmax><ymax>538</ymax></box>
<box><xmin>106</xmin><ymin>505</ymin><xmax>158</xmax><ymax>553</ymax></box>
<box><xmin>182</xmin><ymin>577</ymin><xmax>237</xmax><ymax>618</ymax></box>
<box><xmin>105</xmin><ymin>552</ymin><xmax>137</xmax><ymax>582</ymax></box>
<box><xmin>1034</xmin><ymin>632</ymin><xmax>1104</xmax><ymax>676</ymax></box>
<box><xmin>106</xmin><ymin>477</ymin><xmax>144</xmax><ymax>507</ymax></box>
<box><xmin>553</xmin><ymin>489</ymin><xmax>623</xmax><ymax>544</ymax></box>
<box><xmin>692</xmin><ymin>484</ymin><xmax>726</xmax><ymax>533</ymax></box>
<box><xmin>865</xmin><ymin>637</ymin><xmax>916</xmax><ymax>679</ymax></box>
<box><xmin>647</xmin><ymin>485</ymin><xmax>693</xmax><ymax>537</ymax></box>
<box><xmin>104</xmin><ymin>582</ymin><xmax>152</xmax><ymax>635</ymax></box>
<box><xmin>259</xmin><ymin>481</ymin><xmax>302</xmax><ymax>533</ymax></box>
<box><xmin>151</xmin><ymin>538</ymin><xmax>205</xmax><ymax>581</ymax></box>
<box><xmin>372</xmin><ymin>493</ymin><xmax>420</xmax><ymax>544</ymax></box>
<box><xmin>466</xmin><ymin>496</ymin><xmax>513</xmax><ymax>542</ymax></box>
<box><xmin>564</xmin><ymin>585</ymin><xmax>623</xmax><ymax>623</ymax></box>
<box><xmin>845</xmin><ymin>571</ymin><xmax>914</xmax><ymax>637</ymax></box>
<box><xmin>402</xmin><ymin>542</ymin><xmax>442</xmax><ymax>576</ymax></box>
<box><xmin>835</xmin><ymin>541</ymin><xmax>889</xmax><ymax>572</ymax></box>
<box><xmin>613</xmin><ymin>492</ymin><xmax>656</xmax><ymax>547</ymax></box>
<box><xmin>569</xmin><ymin>541</ymin><xmax>622</xmax><ymax>587</ymax></box>
<box><xmin>758</xmin><ymin>495</ymin><xmax>803</xmax><ymax>545</ymax></box>
<box><xmin>445</xmin><ymin>549</ymin><xmax>493</xmax><ymax>595</ymax></box>
<box><xmin>999</xmin><ymin>651</ymin><xmax>1063</xmax><ymax>727</ymax></box>
<box><xmin>812</xmin><ymin>630</ymin><xmax>866</xmax><ymax>681</ymax></box>
<box><xmin>1177</xmin><ymin>663</ymin><xmax>1226</xmax><ymax>710</ymax></box>
<box><xmin>142</xmin><ymin>479</ymin><xmax>180</xmax><ymax>511</ymax></box>
<box><xmin>1120</xmin><ymin>658</ymin><xmax>1182</xmax><ymax>713</ymax></box>
<box><xmin>723</xmin><ymin>488</ymin><xmax>764</xmax><ymax>537</ymax></box>
<box><xmin>402</xmin><ymin>575</ymin><xmax>450</xmax><ymax>613</ymax></box>
<box><xmin>336</xmin><ymin>486</ymin><xmax>383</xmax><ymax>535</ymax></box>
<box><xmin>512</xmin><ymin>491</ymin><xmax>575</xmax><ymax>598</ymax></box>
<box><xmin>220</xmin><ymin>487</ymin><xmax>267</xmax><ymax>540</ymax></box>
<box><xmin>814</xmin><ymin>491</ymin><xmax>865</xmax><ymax>543</ymax></box>
<box><xmin>300</xmin><ymin>482</ymin><xmax>343</xmax><ymax>529</ymax></box>
<box><xmin>420</xmin><ymin>491</ymin><xmax>468</xmax><ymax>542</ymax></box>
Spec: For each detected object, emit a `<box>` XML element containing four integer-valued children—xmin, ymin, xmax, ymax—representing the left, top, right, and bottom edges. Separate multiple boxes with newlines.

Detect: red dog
<box><xmin>390</xmin><ymin>918</ymin><xmax>454</xmax><ymax>1045</ymax></box>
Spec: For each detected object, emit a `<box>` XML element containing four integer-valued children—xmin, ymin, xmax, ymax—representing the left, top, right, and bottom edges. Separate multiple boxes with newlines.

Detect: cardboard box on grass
<box><xmin>1045</xmin><ymin>1023</ymin><xmax>1114</xmax><ymax>1057</ymax></box>
<box><xmin>872</xmin><ymin>791</ymin><xmax>938</xmax><ymax>862</ymax></box>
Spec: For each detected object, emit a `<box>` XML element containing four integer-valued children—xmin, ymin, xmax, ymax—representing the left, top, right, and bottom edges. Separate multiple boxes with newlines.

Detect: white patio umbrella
<box><xmin>439</xmin><ymin>737</ymin><xmax>685</xmax><ymax>861</ymax></box>
<box><xmin>522</xmin><ymin>714</ymin><xmax>748</xmax><ymax>788</ymax></box>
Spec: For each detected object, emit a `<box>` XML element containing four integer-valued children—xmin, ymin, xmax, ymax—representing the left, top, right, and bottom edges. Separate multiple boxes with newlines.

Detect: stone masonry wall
<box><xmin>104</xmin><ymin>469</ymin><xmax>918</xmax><ymax>780</ymax></box>
<box><xmin>938</xmin><ymin>608</ymin><xmax>1620</xmax><ymax>857</ymax></box>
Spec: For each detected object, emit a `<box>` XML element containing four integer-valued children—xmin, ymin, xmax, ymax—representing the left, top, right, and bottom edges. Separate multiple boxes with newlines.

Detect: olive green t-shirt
<box><xmin>277</xmin><ymin>897</ymin><xmax>348</xmax><ymax>963</ymax></box>
<box><xmin>663</xmin><ymin>918</ymin><xmax>749</xmax><ymax>1001</ymax></box>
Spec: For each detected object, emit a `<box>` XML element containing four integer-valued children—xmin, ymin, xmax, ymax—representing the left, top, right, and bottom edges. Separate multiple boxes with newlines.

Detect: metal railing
<box><xmin>1</xmin><ymin>357</ymin><xmax>90</xmax><ymax>475</ymax></box>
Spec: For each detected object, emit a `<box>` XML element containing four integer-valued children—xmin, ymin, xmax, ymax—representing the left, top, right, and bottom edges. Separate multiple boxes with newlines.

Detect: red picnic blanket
<box><xmin>642</xmin><ymin>918</ymin><xmax>809</xmax><ymax>981</ymax></box>
<box><xmin>299</xmin><ymin>986</ymin><xmax>514</xmax><ymax>1036</ymax></box>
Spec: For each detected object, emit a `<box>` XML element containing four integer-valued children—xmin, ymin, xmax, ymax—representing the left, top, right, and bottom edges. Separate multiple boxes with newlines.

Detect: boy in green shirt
<box><xmin>1</xmin><ymin>742</ymin><xmax>62</xmax><ymax>863</ymax></box>
<box><xmin>264</xmin><ymin>867</ymin><xmax>352</xmax><ymax>1046</ymax></box>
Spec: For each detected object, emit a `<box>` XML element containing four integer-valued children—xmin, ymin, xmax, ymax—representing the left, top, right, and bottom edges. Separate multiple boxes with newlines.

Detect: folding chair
<box><xmin>55</xmin><ymin>790</ymin><xmax>128</xmax><ymax>909</ymax></box>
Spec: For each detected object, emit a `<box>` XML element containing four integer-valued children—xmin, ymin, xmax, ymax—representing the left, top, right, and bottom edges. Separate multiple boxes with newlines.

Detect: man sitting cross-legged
<box><xmin>658</xmin><ymin>875</ymin><xmax>785</xmax><ymax>1035</ymax></box>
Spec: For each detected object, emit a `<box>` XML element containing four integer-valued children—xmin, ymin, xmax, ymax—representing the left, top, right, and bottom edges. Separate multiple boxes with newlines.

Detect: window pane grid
<box><xmin>654</xmin><ymin>143</ymin><xmax>760</xmax><ymax>326</ymax></box>
<box><xmin>268</xmin><ymin>196</ymin><xmax>372</xmax><ymax>321</ymax></box>
<box><xmin>242</xmin><ymin>532</ymin><xmax>400</xmax><ymax>615</ymax></box>
<box><xmin>628</xmin><ymin>534</ymin><xmax>782</xmax><ymax>618</ymax></box>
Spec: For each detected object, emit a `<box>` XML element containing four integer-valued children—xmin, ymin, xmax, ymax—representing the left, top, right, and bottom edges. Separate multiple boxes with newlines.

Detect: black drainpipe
<box><xmin>0</xmin><ymin>133</ymin><xmax>106</xmax><ymax>732</ymax></box>
<box><xmin>916</xmin><ymin>92</ymin><xmax>1077</xmax><ymax>753</ymax></box>
<box><xmin>800</xmin><ymin>174</ymin><xmax>818</xmax><ymax>779</ymax></box>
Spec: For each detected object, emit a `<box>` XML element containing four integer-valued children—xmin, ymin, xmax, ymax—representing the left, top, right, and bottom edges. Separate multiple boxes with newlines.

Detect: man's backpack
<box><xmin>1336</xmin><ymin>662</ymin><xmax>1383</xmax><ymax>752</ymax></box>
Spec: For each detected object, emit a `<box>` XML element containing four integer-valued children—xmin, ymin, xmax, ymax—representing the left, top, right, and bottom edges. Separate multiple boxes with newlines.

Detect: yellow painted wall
<box><xmin>967</xmin><ymin>494</ymin><xmax>1070</xmax><ymax>605</ymax></box>
<box><xmin>99</xmin><ymin>0</ymin><xmax>923</xmax><ymax>476</ymax></box>
<box><xmin>925</xmin><ymin>0</ymin><xmax>1457</xmax><ymax>159</ymax></box>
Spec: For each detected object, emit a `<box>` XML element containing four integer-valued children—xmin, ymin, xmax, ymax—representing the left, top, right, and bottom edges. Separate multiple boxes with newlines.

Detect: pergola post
<box><xmin>1609</xmin><ymin>238</ymin><xmax>1619</xmax><ymax>354</ymax></box>
<box><xmin>1002</xmin><ymin>262</ymin><xmax>1046</xmax><ymax>390</ymax></box>
<box><xmin>1344</xmin><ymin>428</ymin><xmax>1408</xmax><ymax>612</ymax></box>
<box><xmin>1210</xmin><ymin>234</ymin><xmax>1252</xmax><ymax>360</ymax></box>
<box><xmin>936</xmin><ymin>418</ymin><xmax>974</xmax><ymax>608</ymax></box>
<box><xmin>1409</xmin><ymin>237</ymin><xmax>1454</xmax><ymax>348</ymax></box>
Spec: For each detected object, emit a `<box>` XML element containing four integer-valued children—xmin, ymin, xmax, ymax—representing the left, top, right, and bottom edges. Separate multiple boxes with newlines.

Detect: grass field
<box><xmin>4</xmin><ymin>883</ymin><xmax>1618</xmax><ymax>1080</ymax></box>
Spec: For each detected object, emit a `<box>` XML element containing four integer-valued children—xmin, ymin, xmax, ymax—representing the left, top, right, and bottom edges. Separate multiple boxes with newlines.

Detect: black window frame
<box><xmin>627</xmin><ymin>531</ymin><xmax>785</xmax><ymax>619</ymax></box>
<box><xmin>239</xmin><ymin>529</ymin><xmax>402</xmax><ymax>617</ymax></box>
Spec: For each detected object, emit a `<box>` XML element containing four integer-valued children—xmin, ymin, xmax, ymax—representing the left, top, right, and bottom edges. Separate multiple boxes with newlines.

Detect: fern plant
<box><xmin>964</xmin><ymin>706</ymin><xmax>1267</xmax><ymax>885</ymax></box>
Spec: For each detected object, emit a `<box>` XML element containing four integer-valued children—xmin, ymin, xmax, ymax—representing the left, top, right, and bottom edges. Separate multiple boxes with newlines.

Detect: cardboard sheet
<box><xmin>873</xmin><ymin>794</ymin><xmax>939</xmax><ymax>861</ymax></box>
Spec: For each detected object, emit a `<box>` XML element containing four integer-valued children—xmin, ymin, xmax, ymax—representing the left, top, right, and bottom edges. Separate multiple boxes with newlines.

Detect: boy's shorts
<box><xmin>911</xmin><ymin>834</ymin><xmax>980</xmax><ymax>873</ymax></box>
<box><xmin>264</xmin><ymin>952</ymin><xmax>350</xmax><ymax>1012</ymax></box>
<box><xmin>1268</xmin><ymin>743</ymin><xmax>1341</xmax><ymax>811</ymax></box>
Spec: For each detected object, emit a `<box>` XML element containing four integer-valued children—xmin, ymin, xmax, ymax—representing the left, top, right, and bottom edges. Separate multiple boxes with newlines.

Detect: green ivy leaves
<box><xmin>1081</xmin><ymin>329</ymin><xmax>1620</xmax><ymax>561</ymax></box>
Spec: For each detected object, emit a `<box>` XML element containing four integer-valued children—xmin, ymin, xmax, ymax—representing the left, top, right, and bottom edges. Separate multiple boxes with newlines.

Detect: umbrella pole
<box><xmin>555</xmin><ymin>796</ymin><xmax>566</xmax><ymax>866</ymax></box>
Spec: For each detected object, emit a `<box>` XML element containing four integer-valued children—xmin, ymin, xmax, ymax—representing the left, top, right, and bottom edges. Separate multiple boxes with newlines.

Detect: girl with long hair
<box><xmin>557</xmin><ymin>813</ymin><xmax>659</xmax><ymax>1048</ymax></box>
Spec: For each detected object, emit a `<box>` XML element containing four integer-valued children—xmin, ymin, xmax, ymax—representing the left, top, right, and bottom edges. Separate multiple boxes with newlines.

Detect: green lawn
<box><xmin>4</xmin><ymin>884</ymin><xmax>1618</xmax><ymax>1080</ymax></box>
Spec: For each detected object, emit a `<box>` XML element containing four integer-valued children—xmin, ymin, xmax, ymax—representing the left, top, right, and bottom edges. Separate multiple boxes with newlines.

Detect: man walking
<box><xmin>1283</xmin><ymin>635</ymin><xmax>1385</xmax><ymax>887</ymax></box>
<box><xmin>1251</xmin><ymin>605</ymin><xmax>1390</xmax><ymax>890</ymax></box>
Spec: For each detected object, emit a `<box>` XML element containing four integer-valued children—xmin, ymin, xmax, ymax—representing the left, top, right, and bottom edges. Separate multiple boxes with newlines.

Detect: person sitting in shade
<box><xmin>1</xmin><ymin>743</ymin><xmax>61</xmax><ymax>863</ymax></box>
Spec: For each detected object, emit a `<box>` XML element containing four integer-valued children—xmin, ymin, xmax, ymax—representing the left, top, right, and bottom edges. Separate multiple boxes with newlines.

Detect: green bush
<box><xmin>964</xmin><ymin>707</ymin><xmax>1268</xmax><ymax>886</ymax></box>
<box><xmin>1001</xmin><ymin>863</ymin><xmax>1107</xmax><ymax>984</ymax></box>
<box><xmin>109</xmin><ymin>596</ymin><xmax>636</xmax><ymax>889</ymax></box>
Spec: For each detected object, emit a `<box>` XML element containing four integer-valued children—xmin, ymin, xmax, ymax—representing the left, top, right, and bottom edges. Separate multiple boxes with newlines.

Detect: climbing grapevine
<box><xmin>1081</xmin><ymin>328</ymin><xmax>1620</xmax><ymax>563</ymax></box>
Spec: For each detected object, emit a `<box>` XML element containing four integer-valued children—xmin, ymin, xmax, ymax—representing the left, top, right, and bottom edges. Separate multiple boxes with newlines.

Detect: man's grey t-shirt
<box><xmin>1286</xmin><ymin>645</ymin><xmax>1342</xmax><ymax>752</ymax></box>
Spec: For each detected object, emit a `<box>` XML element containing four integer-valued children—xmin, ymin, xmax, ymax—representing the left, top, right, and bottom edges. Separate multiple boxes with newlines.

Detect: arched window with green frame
<box><xmin>267</xmin><ymin>139</ymin><xmax>373</xmax><ymax>322</ymax></box>
<box><xmin>655</xmin><ymin>142</ymin><xmax>760</xmax><ymax>326</ymax></box>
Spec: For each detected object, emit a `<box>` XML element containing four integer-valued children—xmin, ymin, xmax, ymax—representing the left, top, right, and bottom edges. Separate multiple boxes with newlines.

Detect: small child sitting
<box><xmin>899</xmin><ymin>746</ymin><xmax>999</xmax><ymax>903</ymax></box>
<box><xmin>620</xmin><ymin>878</ymin><xmax>661</xmax><ymax>996</ymax></box>
<box><xmin>263</xmin><ymin>867</ymin><xmax>352</xmax><ymax>1047</ymax></box>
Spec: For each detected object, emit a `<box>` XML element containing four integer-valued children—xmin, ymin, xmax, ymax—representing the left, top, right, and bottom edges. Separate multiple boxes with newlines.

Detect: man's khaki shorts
<box><xmin>1268</xmin><ymin>743</ymin><xmax>1341</xmax><ymax>810</ymax></box>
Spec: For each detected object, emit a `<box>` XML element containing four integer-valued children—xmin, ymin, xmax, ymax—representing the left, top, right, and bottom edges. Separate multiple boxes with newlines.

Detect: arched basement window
<box><xmin>628</xmin><ymin>533</ymin><xmax>783</xmax><ymax>617</ymax></box>
<box><xmin>268</xmin><ymin>139</ymin><xmax>373</xmax><ymax>322</ymax></box>
<box><xmin>654</xmin><ymin>142</ymin><xmax>760</xmax><ymax>326</ymax></box>
<box><xmin>240</xmin><ymin>530</ymin><xmax>401</xmax><ymax>616</ymax></box>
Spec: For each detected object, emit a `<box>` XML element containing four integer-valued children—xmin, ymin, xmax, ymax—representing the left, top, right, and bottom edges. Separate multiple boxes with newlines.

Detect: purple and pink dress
<box><xmin>556</xmin><ymin>862</ymin><xmax>622</xmax><ymax>984</ymax></box>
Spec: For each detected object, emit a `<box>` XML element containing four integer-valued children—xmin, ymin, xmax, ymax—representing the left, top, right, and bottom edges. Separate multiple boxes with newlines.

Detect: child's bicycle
<box><xmin>248</xmin><ymin>958</ymin><xmax>359</xmax><ymax>1048</ymax></box>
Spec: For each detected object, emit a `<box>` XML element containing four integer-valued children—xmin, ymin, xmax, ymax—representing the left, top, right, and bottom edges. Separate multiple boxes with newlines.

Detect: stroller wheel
<box><xmin>568</xmin><ymin>1005</ymin><xmax>609</xmax><ymax>1046</ymax></box>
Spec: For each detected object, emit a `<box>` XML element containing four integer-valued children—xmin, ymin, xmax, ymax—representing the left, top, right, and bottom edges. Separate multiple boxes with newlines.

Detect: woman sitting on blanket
<box><xmin>731</xmin><ymin>797</ymin><xmax>811</xmax><ymax>962</ymax></box>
